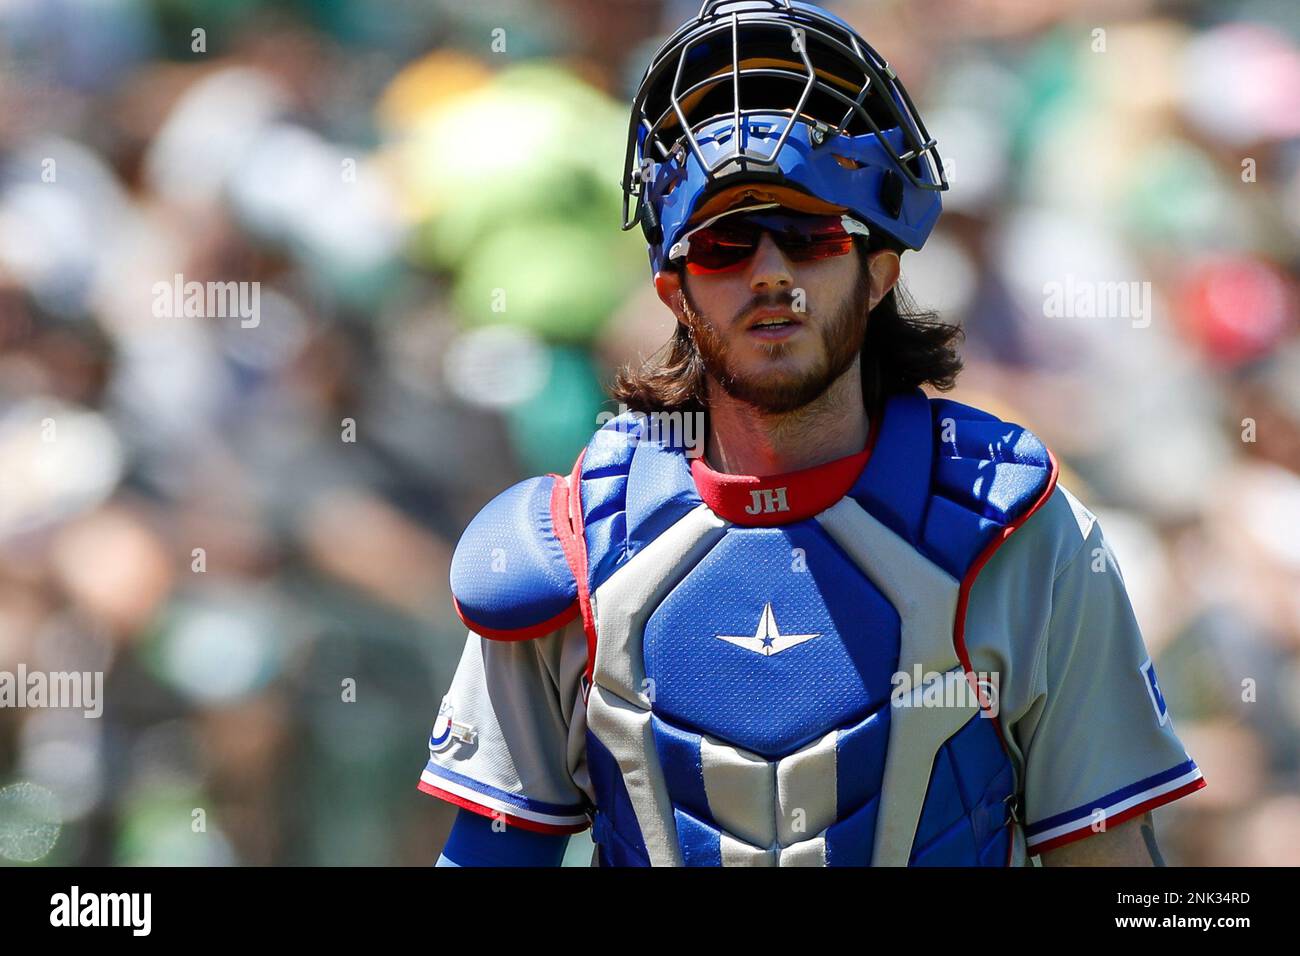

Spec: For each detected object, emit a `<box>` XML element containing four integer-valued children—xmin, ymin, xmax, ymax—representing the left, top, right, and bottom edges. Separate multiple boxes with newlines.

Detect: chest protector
<box><xmin>449</xmin><ymin>388</ymin><xmax>1057</xmax><ymax>866</ymax></box>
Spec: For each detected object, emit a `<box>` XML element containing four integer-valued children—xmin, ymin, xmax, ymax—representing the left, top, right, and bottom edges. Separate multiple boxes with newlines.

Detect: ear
<box><xmin>866</xmin><ymin>249</ymin><xmax>901</xmax><ymax>312</ymax></box>
<box><xmin>654</xmin><ymin>268</ymin><xmax>689</xmax><ymax>325</ymax></box>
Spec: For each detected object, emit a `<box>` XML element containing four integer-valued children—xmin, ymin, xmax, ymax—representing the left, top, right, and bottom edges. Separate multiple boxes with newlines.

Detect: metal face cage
<box><xmin>621</xmin><ymin>0</ymin><xmax>948</xmax><ymax>235</ymax></box>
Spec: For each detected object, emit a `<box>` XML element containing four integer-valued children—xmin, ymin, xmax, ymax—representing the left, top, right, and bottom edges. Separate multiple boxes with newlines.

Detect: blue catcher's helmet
<box><xmin>622</xmin><ymin>0</ymin><xmax>949</xmax><ymax>277</ymax></box>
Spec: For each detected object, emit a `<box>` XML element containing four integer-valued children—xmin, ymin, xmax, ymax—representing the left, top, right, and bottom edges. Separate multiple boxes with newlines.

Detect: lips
<box><xmin>745</xmin><ymin>308</ymin><xmax>803</xmax><ymax>331</ymax></box>
<box><xmin>746</xmin><ymin>308</ymin><xmax>804</xmax><ymax>342</ymax></box>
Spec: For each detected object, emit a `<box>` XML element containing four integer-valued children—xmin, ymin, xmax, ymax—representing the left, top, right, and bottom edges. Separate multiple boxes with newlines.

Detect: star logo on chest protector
<box><xmin>715</xmin><ymin>602</ymin><xmax>821</xmax><ymax>656</ymax></box>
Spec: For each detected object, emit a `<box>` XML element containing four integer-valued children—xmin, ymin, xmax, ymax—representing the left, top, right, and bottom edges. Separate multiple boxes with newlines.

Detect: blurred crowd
<box><xmin>0</xmin><ymin>0</ymin><xmax>1296</xmax><ymax>865</ymax></box>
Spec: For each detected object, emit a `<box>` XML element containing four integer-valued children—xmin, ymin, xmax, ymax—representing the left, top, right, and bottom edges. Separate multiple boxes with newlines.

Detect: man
<box><xmin>420</xmin><ymin>0</ymin><xmax>1204</xmax><ymax>867</ymax></box>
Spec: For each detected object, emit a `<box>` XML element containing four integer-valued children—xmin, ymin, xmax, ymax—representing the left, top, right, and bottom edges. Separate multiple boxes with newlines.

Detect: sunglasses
<box><xmin>667</xmin><ymin>203</ymin><xmax>871</xmax><ymax>276</ymax></box>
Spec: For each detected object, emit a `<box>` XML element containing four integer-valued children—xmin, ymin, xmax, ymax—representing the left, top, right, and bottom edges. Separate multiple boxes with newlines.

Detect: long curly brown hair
<box><xmin>607</xmin><ymin>236</ymin><xmax>964</xmax><ymax>421</ymax></box>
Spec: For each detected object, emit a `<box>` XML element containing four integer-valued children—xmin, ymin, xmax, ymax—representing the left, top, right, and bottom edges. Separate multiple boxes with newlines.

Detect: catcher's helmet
<box><xmin>622</xmin><ymin>0</ymin><xmax>949</xmax><ymax>276</ymax></box>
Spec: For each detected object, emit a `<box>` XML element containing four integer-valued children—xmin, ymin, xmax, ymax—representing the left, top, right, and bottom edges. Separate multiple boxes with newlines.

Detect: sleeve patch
<box><xmin>1139</xmin><ymin>658</ymin><xmax>1170</xmax><ymax>726</ymax></box>
<box><xmin>428</xmin><ymin>696</ymin><xmax>477</xmax><ymax>754</ymax></box>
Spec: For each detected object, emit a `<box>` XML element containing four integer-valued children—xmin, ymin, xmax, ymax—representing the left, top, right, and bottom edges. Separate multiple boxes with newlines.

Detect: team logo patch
<box><xmin>1140</xmin><ymin>658</ymin><xmax>1169</xmax><ymax>726</ymax></box>
<box><xmin>716</xmin><ymin>601</ymin><xmax>820</xmax><ymax>656</ymax></box>
<box><xmin>428</xmin><ymin>697</ymin><xmax>476</xmax><ymax>753</ymax></box>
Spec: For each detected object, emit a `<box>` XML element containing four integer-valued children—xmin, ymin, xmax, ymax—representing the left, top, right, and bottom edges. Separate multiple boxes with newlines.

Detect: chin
<box><xmin>739</xmin><ymin>350</ymin><xmax>820</xmax><ymax>381</ymax></box>
<box><xmin>726</xmin><ymin>367</ymin><xmax>835</xmax><ymax>413</ymax></box>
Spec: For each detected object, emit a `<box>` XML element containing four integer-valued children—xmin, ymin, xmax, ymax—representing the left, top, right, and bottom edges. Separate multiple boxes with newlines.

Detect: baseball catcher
<box><xmin>419</xmin><ymin>0</ymin><xmax>1205</xmax><ymax>867</ymax></box>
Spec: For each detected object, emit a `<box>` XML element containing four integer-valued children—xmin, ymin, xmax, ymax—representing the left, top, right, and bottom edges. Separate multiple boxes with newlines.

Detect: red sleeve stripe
<box><xmin>417</xmin><ymin>776</ymin><xmax>591</xmax><ymax>835</ymax></box>
<box><xmin>1025</xmin><ymin>768</ymin><xmax>1206</xmax><ymax>854</ymax></box>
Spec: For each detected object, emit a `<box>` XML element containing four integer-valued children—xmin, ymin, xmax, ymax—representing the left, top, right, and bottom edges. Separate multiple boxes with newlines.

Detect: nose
<box><xmin>747</xmin><ymin>231</ymin><xmax>794</xmax><ymax>294</ymax></box>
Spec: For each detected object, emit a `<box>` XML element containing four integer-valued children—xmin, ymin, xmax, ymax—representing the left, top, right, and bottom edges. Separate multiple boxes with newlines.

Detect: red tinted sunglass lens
<box><xmin>684</xmin><ymin>225</ymin><xmax>761</xmax><ymax>274</ymax></box>
<box><xmin>682</xmin><ymin>213</ymin><xmax>857</xmax><ymax>275</ymax></box>
<box><xmin>762</xmin><ymin>216</ymin><xmax>853</xmax><ymax>262</ymax></box>
<box><xmin>785</xmin><ymin>231</ymin><xmax>855</xmax><ymax>262</ymax></box>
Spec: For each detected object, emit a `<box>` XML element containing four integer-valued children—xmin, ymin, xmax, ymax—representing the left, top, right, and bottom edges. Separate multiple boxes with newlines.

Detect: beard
<box><xmin>679</xmin><ymin>270</ymin><xmax>871</xmax><ymax>415</ymax></box>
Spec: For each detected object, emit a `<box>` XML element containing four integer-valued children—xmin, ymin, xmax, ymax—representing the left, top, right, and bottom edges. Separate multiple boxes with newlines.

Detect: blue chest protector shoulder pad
<box><xmin>448</xmin><ymin>472</ymin><xmax>581</xmax><ymax>640</ymax></box>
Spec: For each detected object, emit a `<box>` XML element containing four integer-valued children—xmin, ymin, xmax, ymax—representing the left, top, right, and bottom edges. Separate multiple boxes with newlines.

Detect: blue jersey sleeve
<box><xmin>436</xmin><ymin>807</ymin><xmax>572</xmax><ymax>867</ymax></box>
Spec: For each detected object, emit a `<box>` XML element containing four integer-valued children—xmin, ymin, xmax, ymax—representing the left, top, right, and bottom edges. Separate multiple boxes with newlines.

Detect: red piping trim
<box><xmin>417</xmin><ymin>780</ymin><xmax>590</xmax><ymax>835</ymax></box>
<box><xmin>948</xmin><ymin>445</ymin><xmax>1062</xmax><ymax>866</ymax></box>
<box><xmin>555</xmin><ymin>448</ymin><xmax>598</xmax><ymax>696</ymax></box>
<box><xmin>452</xmin><ymin>594</ymin><xmax>579</xmax><ymax>642</ymax></box>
